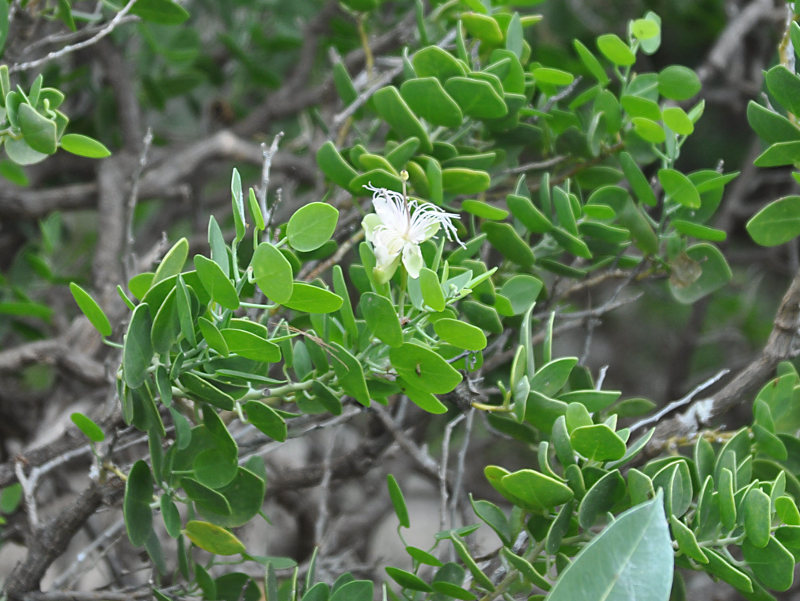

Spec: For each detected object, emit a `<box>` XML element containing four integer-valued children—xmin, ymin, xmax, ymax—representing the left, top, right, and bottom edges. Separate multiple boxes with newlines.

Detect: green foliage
<box><xmin>5</xmin><ymin>0</ymin><xmax>799</xmax><ymax>599</ymax></box>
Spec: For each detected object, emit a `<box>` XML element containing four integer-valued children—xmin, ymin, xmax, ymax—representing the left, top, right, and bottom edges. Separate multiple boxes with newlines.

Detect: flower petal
<box><xmin>374</xmin><ymin>255</ymin><xmax>400</xmax><ymax>284</ymax></box>
<box><xmin>362</xmin><ymin>214</ymin><xmax>382</xmax><ymax>243</ymax></box>
<box><xmin>402</xmin><ymin>242</ymin><xmax>425</xmax><ymax>279</ymax></box>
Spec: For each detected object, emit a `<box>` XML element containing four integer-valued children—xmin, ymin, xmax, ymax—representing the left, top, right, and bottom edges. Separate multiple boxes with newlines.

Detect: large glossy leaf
<box><xmin>287</xmin><ymin>202</ymin><xmax>339</xmax><ymax>252</ymax></box>
<box><xmin>548</xmin><ymin>493</ymin><xmax>673</xmax><ymax>601</ymax></box>
<box><xmin>746</xmin><ymin>196</ymin><xmax>800</xmax><ymax>246</ymax></box>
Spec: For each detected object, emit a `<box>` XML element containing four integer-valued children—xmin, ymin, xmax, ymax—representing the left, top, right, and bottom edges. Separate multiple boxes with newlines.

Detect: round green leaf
<box><xmin>500</xmin><ymin>469</ymin><xmax>573</xmax><ymax>512</ymax></box>
<box><xmin>130</xmin><ymin>0</ymin><xmax>190</xmax><ymax>24</ymax></box>
<box><xmin>659</xmin><ymin>168</ymin><xmax>700</xmax><ymax>209</ymax></box>
<box><xmin>317</xmin><ymin>141</ymin><xmax>358</xmax><ymax>190</ymax></box>
<box><xmin>547</xmin><ymin>493</ymin><xmax>673</xmax><ymax>601</ymax></box>
<box><xmin>444</xmin><ymin>77</ymin><xmax>507</xmax><ymax>119</ymax></box>
<box><xmin>577</xmin><ymin>470</ymin><xmax>626</xmax><ymax>529</ymax></box>
<box><xmin>18</xmin><ymin>103</ymin><xmax>57</xmax><ymax>155</ymax></box>
<box><xmin>596</xmin><ymin>34</ymin><xmax>635</xmax><ymax>66</ymax></box>
<box><xmin>765</xmin><ymin>65</ymin><xmax>800</xmax><ymax>116</ymax></box>
<box><xmin>372</xmin><ymin>86</ymin><xmax>432</xmax><ymax>152</ymax></box>
<box><xmin>390</xmin><ymin>343</ymin><xmax>462</xmax><ymax>394</ymax></box>
<box><xmin>360</xmin><ymin>292</ymin><xmax>403</xmax><ymax>347</ymax></box>
<box><xmin>743</xmin><ymin>488</ymin><xmax>772</xmax><ymax>548</ymax></box>
<box><xmin>401</xmin><ymin>77</ymin><xmax>463</xmax><ymax>128</ymax></box>
<box><xmin>570</xmin><ymin>424</ymin><xmax>626</xmax><ymax>462</ymax></box>
<box><xmin>434</xmin><ymin>318</ymin><xmax>487</xmax><ymax>350</ymax></box>
<box><xmin>412</xmin><ymin>46</ymin><xmax>467</xmax><ymax>81</ymax></box>
<box><xmin>282</xmin><ymin>282</ymin><xmax>342</xmax><ymax>313</ymax></box>
<box><xmin>662</xmin><ymin>106</ymin><xmax>694</xmax><ymax>135</ymax></box>
<box><xmin>69</xmin><ymin>282</ymin><xmax>112</xmax><ymax>337</ymax></box>
<box><xmin>481</xmin><ymin>222</ymin><xmax>534</xmax><ymax>266</ymax></box>
<box><xmin>746</xmin><ymin>196</ymin><xmax>800</xmax><ymax>246</ymax></box>
<box><xmin>461</xmin><ymin>12</ymin><xmax>503</xmax><ymax>45</ymax></box>
<box><xmin>179</xmin><ymin>372</ymin><xmax>234</xmax><ymax>411</ymax></box>
<box><xmin>70</xmin><ymin>411</ymin><xmax>105</xmax><ymax>442</ymax></box>
<box><xmin>183</xmin><ymin>520</ymin><xmax>246</xmax><ymax>555</ymax></box>
<box><xmin>220</xmin><ymin>328</ymin><xmax>281</xmax><ymax>362</ymax></box>
<box><xmin>532</xmin><ymin>67</ymin><xmax>574</xmax><ymax>86</ymax></box>
<box><xmin>398</xmin><ymin>379</ymin><xmax>449</xmax><ymax>414</ymax></box>
<box><xmin>182</xmin><ymin>477</ymin><xmax>232</xmax><ymax>514</ymax></box>
<box><xmin>198</xmin><ymin>316</ymin><xmax>229</xmax><ymax>356</ymax></box>
<box><xmin>460</xmin><ymin>199</ymin><xmax>507</xmax><ymax>220</ymax></box>
<box><xmin>194</xmin><ymin>255</ymin><xmax>239</xmax><ymax>310</ymax></box>
<box><xmin>632</xmin><ymin>117</ymin><xmax>665</xmax><ymax>143</ymax></box>
<box><xmin>419</xmin><ymin>267</ymin><xmax>445</xmax><ymax>312</ymax></box>
<box><xmin>743</xmin><ymin>536</ymin><xmax>795</xmax><ymax>591</ymax></box>
<box><xmin>669</xmin><ymin>243</ymin><xmax>732</xmax><ymax>304</ymax></box>
<box><xmin>244</xmin><ymin>400</ymin><xmax>287</xmax><ymax>441</ymax></box>
<box><xmin>658</xmin><ymin>65</ymin><xmax>701</xmax><ymax>101</ymax></box>
<box><xmin>506</xmin><ymin>193</ymin><xmax>551</xmax><ymax>233</ymax></box>
<box><xmin>573</xmin><ymin>39</ymin><xmax>609</xmax><ymax>85</ymax></box>
<box><xmin>287</xmin><ymin>202</ymin><xmax>339</xmax><ymax>252</ymax></box>
<box><xmin>60</xmin><ymin>133</ymin><xmax>111</xmax><ymax>158</ymax></box>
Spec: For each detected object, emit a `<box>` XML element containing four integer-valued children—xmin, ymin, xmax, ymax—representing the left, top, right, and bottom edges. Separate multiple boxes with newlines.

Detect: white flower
<box><xmin>362</xmin><ymin>182</ymin><xmax>463</xmax><ymax>284</ymax></box>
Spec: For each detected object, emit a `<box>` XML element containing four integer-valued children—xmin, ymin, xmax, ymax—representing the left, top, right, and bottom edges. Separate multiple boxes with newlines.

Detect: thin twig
<box><xmin>123</xmin><ymin>128</ymin><xmax>153</xmax><ymax>282</ymax></box>
<box><xmin>314</xmin><ymin>427</ymin><xmax>339</xmax><ymax>546</ymax></box>
<box><xmin>449</xmin><ymin>408</ymin><xmax>474</xmax><ymax>527</ymax></box>
<box><xmin>51</xmin><ymin>519</ymin><xmax>126</xmax><ymax>589</ymax></box>
<box><xmin>629</xmin><ymin>369</ymin><xmax>731</xmax><ymax>435</ymax></box>
<box><xmin>9</xmin><ymin>0</ymin><xmax>139</xmax><ymax>73</ymax></box>
<box><xmin>371</xmin><ymin>404</ymin><xmax>439</xmax><ymax>479</ymax></box>
<box><xmin>259</xmin><ymin>132</ymin><xmax>284</xmax><ymax>233</ymax></box>
<box><xmin>439</xmin><ymin>414</ymin><xmax>465</xmax><ymax>533</ymax></box>
<box><xmin>15</xmin><ymin>460</ymin><xmax>38</xmax><ymax>529</ymax></box>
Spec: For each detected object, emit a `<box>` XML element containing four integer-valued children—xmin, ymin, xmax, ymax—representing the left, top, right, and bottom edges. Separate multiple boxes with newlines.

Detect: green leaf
<box><xmin>183</xmin><ymin>520</ymin><xmax>246</xmax><ymax>555</ymax></box>
<box><xmin>0</xmin><ymin>158</ymin><xmax>29</xmax><ymax>186</ymax></box>
<box><xmin>444</xmin><ymin>77</ymin><xmax>507</xmax><ymax>119</ymax></box>
<box><xmin>632</xmin><ymin>117</ymin><xmax>665</xmax><ymax>143</ymax></box>
<box><xmin>482</xmin><ymin>222</ymin><xmax>534</xmax><ymax>266</ymax></box>
<box><xmin>131</xmin><ymin>0</ymin><xmax>190</xmax><ymax>24</ymax></box>
<box><xmin>703</xmin><ymin>548</ymin><xmax>753</xmax><ymax>593</ymax></box>
<box><xmin>123</xmin><ymin>303</ymin><xmax>153</xmax><ymax>389</ymax></box>
<box><xmin>618</xmin><ymin>151</ymin><xmax>657</xmax><ymax>206</ymax></box>
<box><xmin>570</xmin><ymin>424</ymin><xmax>626</xmax><ymax>461</ymax></box>
<box><xmin>69</xmin><ymin>282</ymin><xmax>112</xmax><ymax>337</ymax></box>
<box><xmin>718</xmin><ymin>467</ymin><xmax>737</xmax><ymax>531</ymax></box>
<box><xmin>461</xmin><ymin>12</ymin><xmax>503</xmax><ymax>45</ymax></box>
<box><xmin>470</xmin><ymin>496</ymin><xmax>512</xmax><ymax>546</ymax></box>
<box><xmin>506</xmin><ymin>193</ymin><xmax>551</xmax><ymax>232</ymax></box>
<box><xmin>0</xmin><ymin>483</ymin><xmax>22</xmax><ymax>514</ymax></box>
<box><xmin>221</xmin><ymin>328</ymin><xmax>281</xmax><ymax>362</ymax></box>
<box><xmin>124</xmin><ymin>460</ymin><xmax>154</xmax><ymax>547</ymax></box>
<box><xmin>60</xmin><ymin>133</ymin><xmax>111</xmax><ymax>158</ymax></box>
<box><xmin>412</xmin><ymin>46</ymin><xmax>467</xmax><ymax>81</ymax></box>
<box><xmin>397</xmin><ymin>379</ymin><xmax>449</xmax><ymax>414</ymax></box>
<box><xmin>746</xmin><ymin>101</ymin><xmax>800</xmax><ymax>144</ymax></box>
<box><xmin>5</xmin><ymin>137</ymin><xmax>48</xmax><ymax>165</ymax></box>
<box><xmin>317</xmin><ymin>141</ymin><xmax>358</xmax><ymax>190</ymax></box>
<box><xmin>160</xmin><ymin>495</ymin><xmax>181</xmax><ymax>538</ymax></box>
<box><xmin>596</xmin><ymin>34</ymin><xmax>635</xmax><ymax>66</ymax></box>
<box><xmin>672</xmin><ymin>219</ymin><xmax>727</xmax><ymax>242</ymax></box>
<box><xmin>244</xmin><ymin>400</ymin><xmax>286</xmax><ymax>441</ymax></box>
<box><xmin>194</xmin><ymin>255</ymin><xmax>239</xmax><ymax>310</ymax></box>
<box><xmin>153</xmin><ymin>237</ymin><xmax>189</xmax><ymax>285</ymax></box>
<box><xmin>182</xmin><ymin>478</ymin><xmax>232</xmax><ymax>515</ymax></box>
<box><xmin>390</xmin><ymin>343</ymin><xmax>462</xmax><ymax>394</ymax></box>
<box><xmin>573</xmin><ymin>39</ymin><xmax>609</xmax><ymax>85</ymax></box>
<box><xmin>659</xmin><ymin>169</ymin><xmax>700</xmax><ymax>209</ymax></box>
<box><xmin>662</xmin><ymin>107</ymin><xmax>694</xmax><ymax>135</ymax></box>
<box><xmin>283</xmin><ymin>283</ymin><xmax>343</xmax><ymax>313</ymax></box>
<box><xmin>405</xmin><ymin>546</ymin><xmax>442</xmax><ymax>566</ymax></box>
<box><xmin>179</xmin><ymin>372</ymin><xmax>234</xmax><ymax>411</ymax></box>
<box><xmin>198</xmin><ymin>316</ymin><xmax>229</xmax><ymax>356</ymax></box>
<box><xmin>669</xmin><ymin>243</ymin><xmax>732</xmax><ymax>303</ymax></box>
<box><xmin>18</xmin><ymin>103</ymin><xmax>57</xmax><ymax>155</ymax></box>
<box><xmin>500</xmin><ymin>469</ymin><xmax>573</xmax><ymax>512</ymax></box>
<box><xmin>578</xmin><ymin>470</ymin><xmax>626</xmax><ymax>529</ymax></box>
<box><xmin>372</xmin><ymin>86</ymin><xmax>432</xmax><ymax>152</ymax></box>
<box><xmin>385</xmin><ymin>567</ymin><xmax>432</xmax><ymax>592</ymax></box>
<box><xmin>329</xmin><ymin>580</ymin><xmax>373</xmax><ymax>601</ymax></box>
<box><xmin>658</xmin><ymin>65</ymin><xmax>701</xmax><ymax>101</ymax></box>
<box><xmin>547</xmin><ymin>493</ymin><xmax>673</xmax><ymax>601</ymax></box>
<box><xmin>360</xmin><ymin>292</ymin><xmax>403</xmax><ymax>347</ymax></box>
<box><xmin>742</xmin><ymin>536</ymin><xmax>795</xmax><ymax>591</ymax></box>
<box><xmin>529</xmin><ymin>357</ymin><xmax>577</xmax><ymax>397</ymax></box>
<box><xmin>70</xmin><ymin>411</ymin><xmax>105</xmax><ymax>443</ymax></box>
<box><xmin>387</xmin><ymin>474</ymin><xmax>410</xmax><ymax>528</ymax></box>
<box><xmin>441</xmin><ymin>167</ymin><xmax>491</xmax><ymax>194</ymax></box>
<box><xmin>251</xmin><ymin>242</ymin><xmax>293</xmax><ymax>304</ymax></box>
<box><xmin>434</xmin><ymin>318</ymin><xmax>487</xmax><ymax>350</ymax></box>
<box><xmin>449</xmin><ymin>536</ymin><xmax>494</xmax><ymax>591</ymax></box>
<box><xmin>746</xmin><ymin>196</ymin><xmax>800</xmax><ymax>246</ymax></box>
<box><xmin>287</xmin><ymin>202</ymin><xmax>339</xmax><ymax>252</ymax></box>
<box><xmin>461</xmin><ymin>199</ymin><xmax>508</xmax><ymax>220</ymax></box>
<box><xmin>743</xmin><ymin>488</ymin><xmax>772</xmax><ymax>548</ymax></box>
<box><xmin>753</xmin><ymin>140</ymin><xmax>800</xmax><ymax>167</ymax></box>
<box><xmin>766</xmin><ymin>65</ymin><xmax>800</xmax><ymax>116</ymax></box>
<box><xmin>401</xmin><ymin>77</ymin><xmax>463</xmax><ymax>128</ymax></box>
<box><xmin>329</xmin><ymin>342</ymin><xmax>371</xmax><ymax>406</ymax></box>
<box><xmin>669</xmin><ymin>515</ymin><xmax>708</xmax><ymax>564</ymax></box>
<box><xmin>419</xmin><ymin>267</ymin><xmax>445</xmax><ymax>311</ymax></box>
<box><xmin>533</xmin><ymin>67</ymin><xmax>574</xmax><ymax>86</ymax></box>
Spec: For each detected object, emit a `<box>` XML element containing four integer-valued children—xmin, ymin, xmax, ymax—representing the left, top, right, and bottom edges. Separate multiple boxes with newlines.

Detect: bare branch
<box><xmin>9</xmin><ymin>0</ymin><xmax>139</xmax><ymax>74</ymax></box>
